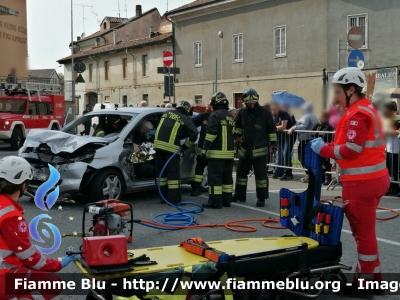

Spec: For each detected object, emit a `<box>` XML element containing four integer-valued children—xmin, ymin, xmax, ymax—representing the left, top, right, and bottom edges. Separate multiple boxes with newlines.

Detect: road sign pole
<box><xmin>168</xmin><ymin>67</ymin><xmax>171</xmax><ymax>103</ymax></box>
<box><xmin>337</xmin><ymin>39</ymin><xmax>341</xmax><ymax>70</ymax></box>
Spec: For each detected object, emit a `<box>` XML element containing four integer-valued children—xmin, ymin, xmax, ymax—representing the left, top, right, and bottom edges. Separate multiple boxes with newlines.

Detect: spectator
<box><xmin>156</xmin><ymin>105</ymin><xmax>160</xmax><ymax>107</ymax></box>
<box><xmin>270</xmin><ymin>102</ymin><xmax>294</xmax><ymax>180</ymax></box>
<box><xmin>6</xmin><ymin>68</ymin><xmax>17</xmax><ymax>84</ymax></box>
<box><xmin>129</xmin><ymin>104</ymin><xmax>133</xmax><ymax>107</ymax></box>
<box><xmin>287</xmin><ymin>103</ymin><xmax>318</xmax><ymax>183</ymax></box>
<box><xmin>382</xmin><ymin>102</ymin><xmax>400</xmax><ymax>196</ymax></box>
<box><xmin>311</xmin><ymin>111</ymin><xmax>334</xmax><ymax>185</ymax></box>
<box><xmin>161</xmin><ymin>104</ymin><xmax>166</xmax><ymax>108</ymax></box>
<box><xmin>228</xmin><ymin>107</ymin><xmax>237</xmax><ymax>118</ymax></box>
<box><xmin>172</xmin><ymin>103</ymin><xmax>177</xmax><ymax>108</ymax></box>
<box><xmin>328</xmin><ymin>103</ymin><xmax>342</xmax><ymax>130</ymax></box>
<box><xmin>140</xmin><ymin>101</ymin><xmax>148</xmax><ymax>107</ymax></box>
<box><xmin>282</xmin><ymin>104</ymin><xmax>297</xmax><ymax>177</ymax></box>
<box><xmin>165</xmin><ymin>103</ymin><xmax>173</xmax><ymax>108</ymax></box>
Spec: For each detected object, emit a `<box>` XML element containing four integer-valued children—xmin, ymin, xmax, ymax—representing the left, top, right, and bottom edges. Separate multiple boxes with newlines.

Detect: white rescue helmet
<box><xmin>332</xmin><ymin>67</ymin><xmax>366</xmax><ymax>88</ymax></box>
<box><xmin>0</xmin><ymin>156</ymin><xmax>33</xmax><ymax>185</ymax></box>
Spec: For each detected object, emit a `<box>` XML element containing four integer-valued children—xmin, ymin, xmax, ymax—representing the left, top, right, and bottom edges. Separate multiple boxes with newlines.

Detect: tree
<box><xmin>58</xmin><ymin>73</ymin><xmax>64</xmax><ymax>80</ymax></box>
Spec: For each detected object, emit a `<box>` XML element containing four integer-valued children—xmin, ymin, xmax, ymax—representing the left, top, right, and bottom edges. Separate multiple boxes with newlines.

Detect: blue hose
<box><xmin>138</xmin><ymin>149</ymin><xmax>205</xmax><ymax>230</ymax></box>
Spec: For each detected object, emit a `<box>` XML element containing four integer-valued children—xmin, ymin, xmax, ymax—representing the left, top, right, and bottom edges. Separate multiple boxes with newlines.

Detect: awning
<box><xmin>0</xmin><ymin>5</ymin><xmax>19</xmax><ymax>16</ymax></box>
<box><xmin>373</xmin><ymin>88</ymin><xmax>400</xmax><ymax>100</ymax></box>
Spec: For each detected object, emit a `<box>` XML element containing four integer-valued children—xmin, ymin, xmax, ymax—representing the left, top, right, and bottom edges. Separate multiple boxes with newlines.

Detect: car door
<box><xmin>26</xmin><ymin>102</ymin><xmax>40</xmax><ymax>131</ymax></box>
<box><xmin>37</xmin><ymin>102</ymin><xmax>51</xmax><ymax>129</ymax></box>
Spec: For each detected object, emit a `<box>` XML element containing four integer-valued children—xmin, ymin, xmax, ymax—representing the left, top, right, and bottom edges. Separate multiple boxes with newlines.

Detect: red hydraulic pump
<box><xmin>83</xmin><ymin>200</ymin><xmax>133</xmax><ymax>243</ymax></box>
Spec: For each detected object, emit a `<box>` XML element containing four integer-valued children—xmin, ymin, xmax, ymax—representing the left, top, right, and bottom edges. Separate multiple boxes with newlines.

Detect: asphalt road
<box><xmin>1</xmin><ymin>144</ymin><xmax>400</xmax><ymax>300</ymax></box>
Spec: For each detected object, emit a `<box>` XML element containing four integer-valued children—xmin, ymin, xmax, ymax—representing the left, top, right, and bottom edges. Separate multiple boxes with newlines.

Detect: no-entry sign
<box><xmin>348</xmin><ymin>26</ymin><xmax>365</xmax><ymax>50</ymax></box>
<box><xmin>163</xmin><ymin>50</ymin><xmax>173</xmax><ymax>67</ymax></box>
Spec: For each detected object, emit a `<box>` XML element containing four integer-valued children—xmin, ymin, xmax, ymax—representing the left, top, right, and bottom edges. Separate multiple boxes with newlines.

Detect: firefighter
<box><xmin>233</xmin><ymin>88</ymin><xmax>277</xmax><ymax>207</ymax></box>
<box><xmin>202</xmin><ymin>92</ymin><xmax>235</xmax><ymax>209</ymax></box>
<box><xmin>311</xmin><ymin>67</ymin><xmax>389</xmax><ymax>295</ymax></box>
<box><xmin>154</xmin><ymin>101</ymin><xmax>198</xmax><ymax>205</ymax></box>
<box><xmin>0</xmin><ymin>156</ymin><xmax>76</xmax><ymax>300</ymax></box>
<box><xmin>190</xmin><ymin>104</ymin><xmax>213</xmax><ymax>196</ymax></box>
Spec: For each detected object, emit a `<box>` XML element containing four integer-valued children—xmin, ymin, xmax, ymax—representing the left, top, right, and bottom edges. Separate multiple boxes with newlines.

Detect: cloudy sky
<box><xmin>27</xmin><ymin>0</ymin><xmax>190</xmax><ymax>72</ymax></box>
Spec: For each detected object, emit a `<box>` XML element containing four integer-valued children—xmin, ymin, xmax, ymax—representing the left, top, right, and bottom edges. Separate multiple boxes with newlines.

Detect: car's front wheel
<box><xmin>91</xmin><ymin>169</ymin><xmax>125</xmax><ymax>201</ymax></box>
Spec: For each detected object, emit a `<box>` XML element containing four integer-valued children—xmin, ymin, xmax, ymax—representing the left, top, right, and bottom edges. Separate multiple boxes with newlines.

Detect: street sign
<box><xmin>347</xmin><ymin>26</ymin><xmax>365</xmax><ymax>50</ymax></box>
<box><xmin>157</xmin><ymin>67</ymin><xmax>180</xmax><ymax>75</ymax></box>
<box><xmin>163</xmin><ymin>50</ymin><xmax>173</xmax><ymax>67</ymax></box>
<box><xmin>348</xmin><ymin>50</ymin><xmax>364</xmax><ymax>68</ymax></box>
<box><xmin>75</xmin><ymin>74</ymin><xmax>85</xmax><ymax>83</ymax></box>
<box><xmin>74</xmin><ymin>62</ymin><xmax>86</xmax><ymax>73</ymax></box>
<box><xmin>164</xmin><ymin>76</ymin><xmax>174</xmax><ymax>97</ymax></box>
<box><xmin>357</xmin><ymin>60</ymin><xmax>365</xmax><ymax>70</ymax></box>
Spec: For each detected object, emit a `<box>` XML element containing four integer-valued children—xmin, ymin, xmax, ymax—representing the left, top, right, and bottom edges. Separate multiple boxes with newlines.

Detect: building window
<box><xmin>142</xmin><ymin>55</ymin><xmax>148</xmax><ymax>77</ymax></box>
<box><xmin>89</xmin><ymin>64</ymin><xmax>93</xmax><ymax>82</ymax></box>
<box><xmin>348</xmin><ymin>14</ymin><xmax>368</xmax><ymax>48</ymax></box>
<box><xmin>194</xmin><ymin>42</ymin><xmax>202</xmax><ymax>67</ymax></box>
<box><xmin>122</xmin><ymin>58</ymin><xmax>127</xmax><ymax>79</ymax></box>
<box><xmin>233</xmin><ymin>34</ymin><xmax>243</xmax><ymax>62</ymax></box>
<box><xmin>103</xmin><ymin>22</ymin><xmax>107</xmax><ymax>30</ymax></box>
<box><xmin>274</xmin><ymin>26</ymin><xmax>286</xmax><ymax>57</ymax></box>
<box><xmin>142</xmin><ymin>94</ymin><xmax>149</xmax><ymax>101</ymax></box>
<box><xmin>105</xmin><ymin>96</ymin><xmax>110</xmax><ymax>102</ymax></box>
<box><xmin>104</xmin><ymin>61</ymin><xmax>109</xmax><ymax>80</ymax></box>
<box><xmin>122</xmin><ymin>95</ymin><xmax>128</xmax><ymax>106</ymax></box>
<box><xmin>194</xmin><ymin>95</ymin><xmax>203</xmax><ymax>104</ymax></box>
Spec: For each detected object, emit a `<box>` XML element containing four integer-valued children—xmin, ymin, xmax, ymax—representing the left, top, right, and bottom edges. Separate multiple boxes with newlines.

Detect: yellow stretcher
<box><xmin>75</xmin><ymin>236</ymin><xmax>350</xmax><ymax>300</ymax></box>
<box><xmin>75</xmin><ymin>237</ymin><xmax>319</xmax><ymax>279</ymax></box>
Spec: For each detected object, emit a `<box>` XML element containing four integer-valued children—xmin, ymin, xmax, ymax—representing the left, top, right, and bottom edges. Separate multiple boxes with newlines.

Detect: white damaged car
<box><xmin>18</xmin><ymin>108</ymin><xmax>201</xmax><ymax>201</ymax></box>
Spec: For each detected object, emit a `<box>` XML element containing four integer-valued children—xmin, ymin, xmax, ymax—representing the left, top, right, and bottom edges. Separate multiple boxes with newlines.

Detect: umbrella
<box><xmin>271</xmin><ymin>91</ymin><xmax>305</xmax><ymax>108</ymax></box>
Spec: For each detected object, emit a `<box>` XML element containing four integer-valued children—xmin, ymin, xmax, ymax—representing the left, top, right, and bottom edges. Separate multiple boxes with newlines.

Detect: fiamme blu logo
<box><xmin>29</xmin><ymin>164</ymin><xmax>62</xmax><ymax>255</ymax></box>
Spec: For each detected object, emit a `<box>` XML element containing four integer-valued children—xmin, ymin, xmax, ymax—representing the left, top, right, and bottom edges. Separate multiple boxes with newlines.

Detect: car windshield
<box><xmin>0</xmin><ymin>99</ymin><xmax>27</xmax><ymax>114</ymax></box>
<box><xmin>62</xmin><ymin>112</ymin><xmax>138</xmax><ymax>138</ymax></box>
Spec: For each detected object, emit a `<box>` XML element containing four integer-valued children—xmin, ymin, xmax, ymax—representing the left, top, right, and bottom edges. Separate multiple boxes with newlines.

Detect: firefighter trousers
<box><xmin>342</xmin><ymin>174</ymin><xmax>390</xmax><ymax>281</ymax></box>
<box><xmin>0</xmin><ymin>268</ymin><xmax>61</xmax><ymax>300</ymax></box>
<box><xmin>207</xmin><ymin>159</ymin><xmax>234</xmax><ymax>207</ymax></box>
<box><xmin>192</xmin><ymin>154</ymin><xmax>208</xmax><ymax>191</ymax></box>
<box><xmin>155</xmin><ymin>150</ymin><xmax>181</xmax><ymax>205</ymax></box>
<box><xmin>235</xmin><ymin>155</ymin><xmax>268</xmax><ymax>201</ymax></box>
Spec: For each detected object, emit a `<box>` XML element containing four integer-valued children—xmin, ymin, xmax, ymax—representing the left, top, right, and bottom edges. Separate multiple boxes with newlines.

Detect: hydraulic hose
<box><xmin>136</xmin><ymin>149</ymin><xmax>283</xmax><ymax>232</ymax></box>
<box><xmin>136</xmin><ymin>150</ymin><xmax>397</xmax><ymax>232</ymax></box>
<box><xmin>321</xmin><ymin>198</ymin><xmax>398</xmax><ymax>221</ymax></box>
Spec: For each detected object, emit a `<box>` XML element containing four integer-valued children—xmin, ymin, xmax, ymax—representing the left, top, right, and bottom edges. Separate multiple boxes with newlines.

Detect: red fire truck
<box><xmin>0</xmin><ymin>81</ymin><xmax>65</xmax><ymax>150</ymax></box>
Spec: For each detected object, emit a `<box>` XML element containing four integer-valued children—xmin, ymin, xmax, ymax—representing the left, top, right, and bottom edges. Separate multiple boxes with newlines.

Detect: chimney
<box><xmin>77</xmin><ymin>36</ymin><xmax>81</xmax><ymax>41</ymax></box>
<box><xmin>136</xmin><ymin>5</ymin><xmax>142</xmax><ymax>17</ymax></box>
<box><xmin>113</xmin><ymin>30</ymin><xmax>117</xmax><ymax>45</ymax></box>
<box><xmin>149</xmin><ymin>26</ymin><xmax>154</xmax><ymax>37</ymax></box>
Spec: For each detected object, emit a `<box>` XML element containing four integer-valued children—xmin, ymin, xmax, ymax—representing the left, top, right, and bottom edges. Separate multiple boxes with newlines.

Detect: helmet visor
<box><xmin>245</xmin><ymin>100</ymin><xmax>258</xmax><ymax>104</ymax></box>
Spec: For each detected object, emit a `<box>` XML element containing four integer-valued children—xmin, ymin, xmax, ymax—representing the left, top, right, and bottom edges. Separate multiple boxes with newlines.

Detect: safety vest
<box><xmin>0</xmin><ymin>195</ymin><xmax>24</xmax><ymax>275</ymax></box>
<box><xmin>334</xmin><ymin>98</ymin><xmax>387</xmax><ymax>182</ymax></box>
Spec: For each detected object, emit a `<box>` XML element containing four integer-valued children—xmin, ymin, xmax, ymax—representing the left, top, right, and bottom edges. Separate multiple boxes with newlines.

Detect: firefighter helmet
<box><xmin>242</xmin><ymin>88</ymin><xmax>259</xmax><ymax>104</ymax></box>
<box><xmin>210</xmin><ymin>92</ymin><xmax>229</xmax><ymax>109</ymax></box>
<box><xmin>109</xmin><ymin>115</ymin><xmax>121</xmax><ymax>124</ymax></box>
<box><xmin>177</xmin><ymin>100</ymin><xmax>193</xmax><ymax>116</ymax></box>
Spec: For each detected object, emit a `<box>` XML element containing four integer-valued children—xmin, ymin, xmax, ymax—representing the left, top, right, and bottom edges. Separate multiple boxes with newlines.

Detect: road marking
<box><xmin>341</xmin><ymin>229</ymin><xmax>400</xmax><ymax>247</ymax></box>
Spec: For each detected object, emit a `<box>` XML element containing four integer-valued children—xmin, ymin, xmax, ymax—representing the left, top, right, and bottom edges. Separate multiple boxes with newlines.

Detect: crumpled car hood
<box><xmin>24</xmin><ymin>129</ymin><xmax>109</xmax><ymax>154</ymax></box>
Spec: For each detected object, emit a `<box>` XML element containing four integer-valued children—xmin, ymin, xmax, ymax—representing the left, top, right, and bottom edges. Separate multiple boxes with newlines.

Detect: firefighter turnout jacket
<box><xmin>203</xmin><ymin>109</ymin><xmax>235</xmax><ymax>159</ymax></box>
<box><xmin>154</xmin><ymin>109</ymin><xmax>198</xmax><ymax>153</ymax></box>
<box><xmin>234</xmin><ymin>104</ymin><xmax>277</xmax><ymax>158</ymax></box>
<box><xmin>192</xmin><ymin>112</ymin><xmax>210</xmax><ymax>155</ymax></box>
<box><xmin>0</xmin><ymin>195</ymin><xmax>62</xmax><ymax>275</ymax></box>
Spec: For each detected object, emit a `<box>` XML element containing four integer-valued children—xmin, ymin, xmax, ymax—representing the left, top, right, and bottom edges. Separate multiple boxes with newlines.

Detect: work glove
<box><xmin>235</xmin><ymin>138</ymin><xmax>243</xmax><ymax>149</ymax></box>
<box><xmin>201</xmin><ymin>150</ymin><xmax>208</xmax><ymax>161</ymax></box>
<box><xmin>59</xmin><ymin>255</ymin><xmax>77</xmax><ymax>268</ymax></box>
<box><xmin>311</xmin><ymin>138</ymin><xmax>327</xmax><ymax>155</ymax></box>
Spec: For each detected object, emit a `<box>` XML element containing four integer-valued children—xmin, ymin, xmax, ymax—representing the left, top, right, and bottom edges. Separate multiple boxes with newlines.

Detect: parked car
<box><xmin>18</xmin><ymin>107</ymin><xmax>204</xmax><ymax>201</ymax></box>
